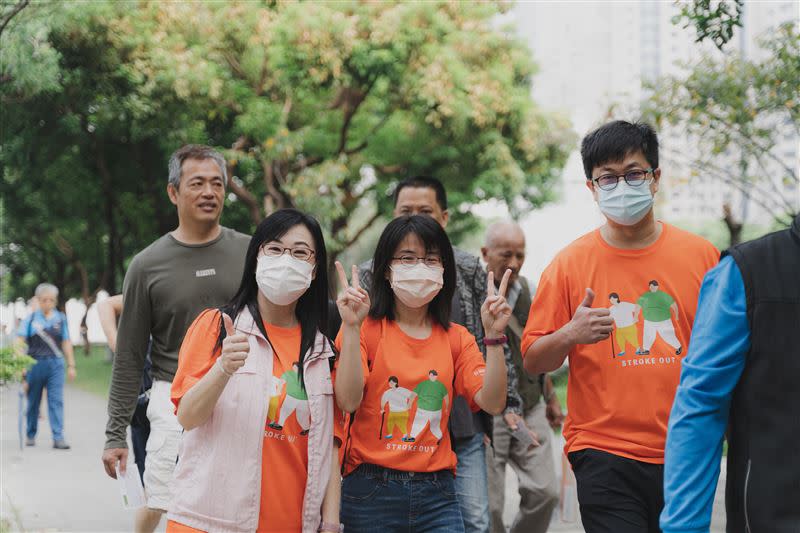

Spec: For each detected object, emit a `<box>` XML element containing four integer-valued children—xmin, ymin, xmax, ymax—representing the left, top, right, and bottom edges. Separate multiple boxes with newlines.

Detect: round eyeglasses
<box><xmin>392</xmin><ymin>255</ymin><xmax>442</xmax><ymax>267</ymax></box>
<box><xmin>260</xmin><ymin>244</ymin><xmax>315</xmax><ymax>262</ymax></box>
<box><xmin>592</xmin><ymin>168</ymin><xmax>654</xmax><ymax>191</ymax></box>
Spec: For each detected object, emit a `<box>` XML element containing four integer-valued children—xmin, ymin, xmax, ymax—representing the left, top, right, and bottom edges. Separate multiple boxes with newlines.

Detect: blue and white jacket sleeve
<box><xmin>660</xmin><ymin>255</ymin><xmax>750</xmax><ymax>533</ymax></box>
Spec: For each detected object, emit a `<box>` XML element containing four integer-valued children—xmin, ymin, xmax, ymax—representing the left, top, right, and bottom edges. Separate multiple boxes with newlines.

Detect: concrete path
<box><xmin>0</xmin><ymin>383</ymin><xmax>165</xmax><ymax>533</ymax></box>
<box><xmin>1</xmin><ymin>382</ymin><xmax>727</xmax><ymax>532</ymax></box>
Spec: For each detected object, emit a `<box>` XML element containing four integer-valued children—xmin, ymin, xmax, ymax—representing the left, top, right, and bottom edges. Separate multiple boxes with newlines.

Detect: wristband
<box><xmin>216</xmin><ymin>357</ymin><xmax>233</xmax><ymax>377</ymax></box>
<box><xmin>318</xmin><ymin>522</ymin><xmax>343</xmax><ymax>533</ymax></box>
<box><xmin>484</xmin><ymin>334</ymin><xmax>508</xmax><ymax>346</ymax></box>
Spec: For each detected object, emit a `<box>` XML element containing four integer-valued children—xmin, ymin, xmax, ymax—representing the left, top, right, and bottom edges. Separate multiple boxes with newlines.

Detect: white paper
<box><xmin>116</xmin><ymin>463</ymin><xmax>146</xmax><ymax>510</ymax></box>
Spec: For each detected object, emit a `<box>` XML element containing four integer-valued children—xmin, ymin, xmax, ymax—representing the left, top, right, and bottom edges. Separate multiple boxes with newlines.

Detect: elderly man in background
<box><xmin>16</xmin><ymin>283</ymin><xmax>77</xmax><ymax>450</ymax></box>
<box><xmin>482</xmin><ymin>221</ymin><xmax>562</xmax><ymax>533</ymax></box>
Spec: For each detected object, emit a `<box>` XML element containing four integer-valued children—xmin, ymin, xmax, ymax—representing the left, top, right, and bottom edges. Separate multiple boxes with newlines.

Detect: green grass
<box><xmin>72</xmin><ymin>345</ymin><xmax>113</xmax><ymax>398</ymax></box>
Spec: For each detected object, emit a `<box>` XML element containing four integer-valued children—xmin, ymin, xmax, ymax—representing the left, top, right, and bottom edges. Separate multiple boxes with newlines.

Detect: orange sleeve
<box><xmin>170</xmin><ymin>309</ymin><xmax>224</xmax><ymax>412</ymax></box>
<box><xmin>521</xmin><ymin>259</ymin><xmax>573</xmax><ymax>358</ymax></box>
<box><xmin>452</xmin><ymin>326</ymin><xmax>486</xmax><ymax>412</ymax></box>
<box><xmin>333</xmin><ymin>322</ymin><xmax>370</xmax><ymax>379</ymax></box>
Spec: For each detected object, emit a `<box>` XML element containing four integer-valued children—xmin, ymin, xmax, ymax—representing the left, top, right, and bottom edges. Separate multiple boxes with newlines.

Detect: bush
<box><xmin>0</xmin><ymin>346</ymin><xmax>35</xmax><ymax>383</ymax></box>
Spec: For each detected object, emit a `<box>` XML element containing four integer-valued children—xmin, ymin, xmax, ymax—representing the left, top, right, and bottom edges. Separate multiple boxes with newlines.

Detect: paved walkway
<box><xmin>0</xmin><ymin>383</ymin><xmax>166</xmax><ymax>533</ymax></box>
<box><xmin>1</xmin><ymin>383</ymin><xmax>726</xmax><ymax>532</ymax></box>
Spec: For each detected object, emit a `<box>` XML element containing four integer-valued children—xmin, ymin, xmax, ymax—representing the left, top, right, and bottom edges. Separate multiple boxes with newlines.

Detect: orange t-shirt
<box><xmin>168</xmin><ymin>309</ymin><xmax>337</xmax><ymax>533</ymax></box>
<box><xmin>521</xmin><ymin>223</ymin><xmax>719</xmax><ymax>464</ymax></box>
<box><xmin>335</xmin><ymin>317</ymin><xmax>486</xmax><ymax>476</ymax></box>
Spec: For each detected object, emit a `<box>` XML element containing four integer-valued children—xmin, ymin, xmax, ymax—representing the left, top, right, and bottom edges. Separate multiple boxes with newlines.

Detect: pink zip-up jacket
<box><xmin>167</xmin><ymin>307</ymin><xmax>337</xmax><ymax>533</ymax></box>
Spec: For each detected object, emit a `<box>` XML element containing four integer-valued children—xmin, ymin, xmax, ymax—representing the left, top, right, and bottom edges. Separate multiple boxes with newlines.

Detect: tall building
<box><xmin>512</xmin><ymin>1</ymin><xmax>799</xmax><ymax>238</ymax></box>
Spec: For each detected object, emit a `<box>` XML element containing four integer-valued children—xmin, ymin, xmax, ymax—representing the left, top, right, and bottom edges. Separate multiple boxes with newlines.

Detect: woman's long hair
<box><xmin>368</xmin><ymin>215</ymin><xmax>456</xmax><ymax>329</ymax></box>
<box><xmin>217</xmin><ymin>209</ymin><xmax>329</xmax><ymax>386</ymax></box>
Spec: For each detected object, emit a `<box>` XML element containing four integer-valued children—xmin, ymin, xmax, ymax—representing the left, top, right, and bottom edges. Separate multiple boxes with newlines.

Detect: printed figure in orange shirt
<box><xmin>379</xmin><ymin>376</ymin><xmax>417</xmax><ymax>441</ymax></box>
<box><xmin>637</xmin><ymin>280</ymin><xmax>682</xmax><ymax>355</ymax></box>
<box><xmin>266</xmin><ymin>375</ymin><xmax>284</xmax><ymax>426</ymax></box>
<box><xmin>272</xmin><ymin>361</ymin><xmax>311</xmax><ymax>434</ymax></box>
<box><xmin>409</xmin><ymin>369</ymin><xmax>450</xmax><ymax>442</ymax></box>
<box><xmin>608</xmin><ymin>292</ymin><xmax>642</xmax><ymax>357</ymax></box>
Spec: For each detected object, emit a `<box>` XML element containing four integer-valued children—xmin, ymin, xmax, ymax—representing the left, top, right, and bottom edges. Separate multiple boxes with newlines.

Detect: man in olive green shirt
<box><xmin>409</xmin><ymin>370</ymin><xmax>450</xmax><ymax>442</ymax></box>
<box><xmin>102</xmin><ymin>145</ymin><xmax>249</xmax><ymax>533</ymax></box>
<box><xmin>637</xmin><ymin>280</ymin><xmax>682</xmax><ymax>355</ymax></box>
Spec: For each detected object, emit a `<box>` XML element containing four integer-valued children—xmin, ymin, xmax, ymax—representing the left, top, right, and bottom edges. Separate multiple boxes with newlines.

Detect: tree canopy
<box><xmin>0</xmin><ymin>0</ymin><xmax>572</xmax><ymax>303</ymax></box>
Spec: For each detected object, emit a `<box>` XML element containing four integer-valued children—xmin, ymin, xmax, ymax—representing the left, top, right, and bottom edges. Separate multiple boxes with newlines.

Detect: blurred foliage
<box><xmin>643</xmin><ymin>22</ymin><xmax>799</xmax><ymax>233</ymax></box>
<box><xmin>672</xmin><ymin>0</ymin><xmax>743</xmax><ymax>51</ymax></box>
<box><xmin>0</xmin><ymin>345</ymin><xmax>35</xmax><ymax>382</ymax></box>
<box><xmin>0</xmin><ymin>0</ymin><xmax>572</xmax><ymax>301</ymax></box>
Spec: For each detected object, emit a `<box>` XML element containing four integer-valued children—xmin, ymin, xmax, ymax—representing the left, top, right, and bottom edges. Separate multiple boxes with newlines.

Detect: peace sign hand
<box><xmin>335</xmin><ymin>261</ymin><xmax>371</xmax><ymax>327</ymax></box>
<box><xmin>481</xmin><ymin>269</ymin><xmax>513</xmax><ymax>338</ymax></box>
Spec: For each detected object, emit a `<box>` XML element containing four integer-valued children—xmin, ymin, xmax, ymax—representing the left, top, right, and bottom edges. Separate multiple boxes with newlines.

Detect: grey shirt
<box><xmin>104</xmin><ymin>227</ymin><xmax>250</xmax><ymax>449</ymax></box>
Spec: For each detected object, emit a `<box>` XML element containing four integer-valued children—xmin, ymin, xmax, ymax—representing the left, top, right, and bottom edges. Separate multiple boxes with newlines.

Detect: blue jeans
<box><xmin>342</xmin><ymin>464</ymin><xmax>465</xmax><ymax>532</ymax></box>
<box><xmin>453</xmin><ymin>433</ymin><xmax>490</xmax><ymax>533</ymax></box>
<box><xmin>26</xmin><ymin>357</ymin><xmax>65</xmax><ymax>442</ymax></box>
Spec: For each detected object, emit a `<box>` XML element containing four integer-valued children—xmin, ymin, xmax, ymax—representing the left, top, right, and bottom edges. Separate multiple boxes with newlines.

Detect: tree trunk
<box><xmin>97</xmin><ymin>149</ymin><xmax>119</xmax><ymax>292</ymax></box>
<box><xmin>723</xmin><ymin>203</ymin><xmax>743</xmax><ymax>247</ymax></box>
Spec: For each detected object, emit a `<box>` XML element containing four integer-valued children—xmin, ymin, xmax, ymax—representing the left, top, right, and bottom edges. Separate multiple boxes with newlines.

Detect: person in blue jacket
<box><xmin>661</xmin><ymin>213</ymin><xmax>800</xmax><ymax>533</ymax></box>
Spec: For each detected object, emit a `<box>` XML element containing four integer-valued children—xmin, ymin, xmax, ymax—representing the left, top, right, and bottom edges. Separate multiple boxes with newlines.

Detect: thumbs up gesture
<box><xmin>566</xmin><ymin>288</ymin><xmax>614</xmax><ymax>345</ymax></box>
<box><xmin>219</xmin><ymin>313</ymin><xmax>249</xmax><ymax>376</ymax></box>
<box><xmin>481</xmin><ymin>269</ymin><xmax>514</xmax><ymax>338</ymax></box>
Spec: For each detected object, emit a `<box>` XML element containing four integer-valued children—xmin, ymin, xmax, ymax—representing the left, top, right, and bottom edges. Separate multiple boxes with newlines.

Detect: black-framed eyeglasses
<box><xmin>260</xmin><ymin>243</ymin><xmax>315</xmax><ymax>262</ymax></box>
<box><xmin>591</xmin><ymin>168</ymin><xmax>655</xmax><ymax>191</ymax></box>
<box><xmin>392</xmin><ymin>255</ymin><xmax>442</xmax><ymax>267</ymax></box>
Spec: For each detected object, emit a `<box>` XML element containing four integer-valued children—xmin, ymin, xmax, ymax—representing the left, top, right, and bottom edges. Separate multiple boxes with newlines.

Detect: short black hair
<box><xmin>368</xmin><ymin>215</ymin><xmax>456</xmax><ymax>329</ymax></box>
<box><xmin>580</xmin><ymin>120</ymin><xmax>659</xmax><ymax>179</ymax></box>
<box><xmin>393</xmin><ymin>175</ymin><xmax>448</xmax><ymax>211</ymax></box>
<box><xmin>649</xmin><ymin>280</ymin><xmax>659</xmax><ymax>287</ymax></box>
<box><xmin>388</xmin><ymin>376</ymin><xmax>399</xmax><ymax>385</ymax></box>
<box><xmin>429</xmin><ymin>370</ymin><xmax>438</xmax><ymax>376</ymax></box>
<box><xmin>609</xmin><ymin>292</ymin><xmax>620</xmax><ymax>301</ymax></box>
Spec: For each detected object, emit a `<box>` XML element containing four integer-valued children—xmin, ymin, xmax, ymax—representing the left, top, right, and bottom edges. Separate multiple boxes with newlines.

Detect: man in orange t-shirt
<box><xmin>521</xmin><ymin>121</ymin><xmax>718</xmax><ymax>533</ymax></box>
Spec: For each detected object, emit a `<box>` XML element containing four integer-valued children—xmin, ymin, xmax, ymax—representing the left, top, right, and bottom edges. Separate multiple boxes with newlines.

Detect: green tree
<box><xmin>644</xmin><ymin>22</ymin><xmax>799</xmax><ymax>244</ymax></box>
<box><xmin>673</xmin><ymin>0</ymin><xmax>744</xmax><ymax>51</ymax></box>
<box><xmin>1</xmin><ymin>1</ymin><xmax>572</xmax><ymax>305</ymax></box>
<box><xmin>132</xmin><ymin>1</ymin><xmax>572</xmax><ymax>262</ymax></box>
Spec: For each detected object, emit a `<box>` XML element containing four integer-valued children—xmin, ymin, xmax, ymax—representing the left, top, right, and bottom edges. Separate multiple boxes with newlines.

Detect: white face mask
<box><xmin>597</xmin><ymin>180</ymin><xmax>654</xmax><ymax>225</ymax></box>
<box><xmin>390</xmin><ymin>263</ymin><xmax>444</xmax><ymax>308</ymax></box>
<box><xmin>255</xmin><ymin>254</ymin><xmax>313</xmax><ymax>306</ymax></box>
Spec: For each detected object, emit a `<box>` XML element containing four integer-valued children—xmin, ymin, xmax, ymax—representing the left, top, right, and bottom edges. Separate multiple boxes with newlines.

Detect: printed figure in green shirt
<box><xmin>270</xmin><ymin>362</ymin><xmax>310</xmax><ymax>435</ymax></box>
<box><xmin>408</xmin><ymin>370</ymin><xmax>449</xmax><ymax>442</ymax></box>
<box><xmin>636</xmin><ymin>280</ymin><xmax>682</xmax><ymax>355</ymax></box>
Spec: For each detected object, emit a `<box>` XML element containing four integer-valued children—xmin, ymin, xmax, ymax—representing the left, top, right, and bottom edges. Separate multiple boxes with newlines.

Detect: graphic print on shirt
<box><xmin>608</xmin><ymin>293</ymin><xmax>642</xmax><ymax>357</ymax></box>
<box><xmin>636</xmin><ymin>280</ymin><xmax>682</xmax><ymax>356</ymax></box>
<box><xmin>408</xmin><ymin>370</ymin><xmax>449</xmax><ymax>443</ymax></box>
<box><xmin>266</xmin><ymin>375</ymin><xmax>285</xmax><ymax>426</ymax></box>
<box><xmin>379</xmin><ymin>376</ymin><xmax>417</xmax><ymax>441</ymax></box>
<box><xmin>268</xmin><ymin>361</ymin><xmax>311</xmax><ymax>436</ymax></box>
